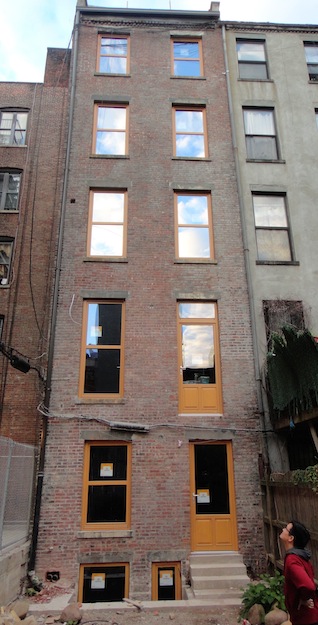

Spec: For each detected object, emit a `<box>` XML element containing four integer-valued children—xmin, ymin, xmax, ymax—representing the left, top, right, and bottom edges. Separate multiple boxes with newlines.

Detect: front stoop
<box><xmin>185</xmin><ymin>551</ymin><xmax>249</xmax><ymax>605</ymax></box>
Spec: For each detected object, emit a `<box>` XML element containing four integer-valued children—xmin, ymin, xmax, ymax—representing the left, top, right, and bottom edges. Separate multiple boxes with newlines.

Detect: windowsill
<box><xmin>174</xmin><ymin>259</ymin><xmax>217</xmax><ymax>264</ymax></box>
<box><xmin>94</xmin><ymin>72</ymin><xmax>131</xmax><ymax>78</ymax></box>
<box><xmin>90</xmin><ymin>154</ymin><xmax>129</xmax><ymax>159</ymax></box>
<box><xmin>170</xmin><ymin>76</ymin><xmax>206</xmax><ymax>80</ymax></box>
<box><xmin>246</xmin><ymin>159</ymin><xmax>286</xmax><ymax>164</ymax></box>
<box><xmin>172</xmin><ymin>157</ymin><xmax>211</xmax><ymax>161</ymax></box>
<box><xmin>0</xmin><ymin>210</ymin><xmax>19</xmax><ymax>214</ymax></box>
<box><xmin>238</xmin><ymin>78</ymin><xmax>274</xmax><ymax>83</ymax></box>
<box><xmin>75</xmin><ymin>398</ymin><xmax>126</xmax><ymax>405</ymax></box>
<box><xmin>0</xmin><ymin>145</ymin><xmax>27</xmax><ymax>148</ymax></box>
<box><xmin>77</xmin><ymin>530</ymin><xmax>133</xmax><ymax>539</ymax></box>
<box><xmin>309</xmin><ymin>79</ymin><xmax>318</xmax><ymax>84</ymax></box>
<box><xmin>83</xmin><ymin>257</ymin><xmax>128</xmax><ymax>263</ymax></box>
<box><xmin>256</xmin><ymin>260</ymin><xmax>300</xmax><ymax>266</ymax></box>
<box><xmin>0</xmin><ymin>284</ymin><xmax>10</xmax><ymax>288</ymax></box>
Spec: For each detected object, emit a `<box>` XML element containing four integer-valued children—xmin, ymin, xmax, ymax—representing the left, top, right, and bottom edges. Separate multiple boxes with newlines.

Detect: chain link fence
<box><xmin>0</xmin><ymin>436</ymin><xmax>36</xmax><ymax>550</ymax></box>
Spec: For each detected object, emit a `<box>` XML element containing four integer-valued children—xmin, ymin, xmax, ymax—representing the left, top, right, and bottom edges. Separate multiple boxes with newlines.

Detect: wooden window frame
<box><xmin>171</xmin><ymin>38</ymin><xmax>203</xmax><ymax>77</ymax></box>
<box><xmin>87</xmin><ymin>189</ymin><xmax>128</xmax><ymax>258</ymax></box>
<box><xmin>79</xmin><ymin>300</ymin><xmax>125</xmax><ymax>398</ymax></box>
<box><xmin>81</xmin><ymin>441</ymin><xmax>131</xmax><ymax>531</ymax></box>
<box><xmin>0</xmin><ymin>111</ymin><xmax>28</xmax><ymax>146</ymax></box>
<box><xmin>252</xmin><ymin>193</ymin><xmax>293</xmax><ymax>262</ymax></box>
<box><xmin>174</xmin><ymin>191</ymin><xmax>214</xmax><ymax>261</ymax></box>
<box><xmin>151</xmin><ymin>562</ymin><xmax>181</xmax><ymax>601</ymax></box>
<box><xmin>172</xmin><ymin>106</ymin><xmax>208</xmax><ymax>158</ymax></box>
<box><xmin>78</xmin><ymin>562</ymin><xmax>130</xmax><ymax>602</ymax></box>
<box><xmin>92</xmin><ymin>103</ymin><xmax>129</xmax><ymax>156</ymax></box>
<box><xmin>236</xmin><ymin>39</ymin><xmax>268</xmax><ymax>80</ymax></box>
<box><xmin>243</xmin><ymin>107</ymin><xmax>279</xmax><ymax>161</ymax></box>
<box><xmin>0</xmin><ymin>171</ymin><xmax>21</xmax><ymax>212</ymax></box>
<box><xmin>97</xmin><ymin>34</ymin><xmax>130</xmax><ymax>74</ymax></box>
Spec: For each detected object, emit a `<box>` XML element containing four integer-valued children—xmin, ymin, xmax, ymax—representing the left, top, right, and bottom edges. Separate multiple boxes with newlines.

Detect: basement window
<box><xmin>79</xmin><ymin>563</ymin><xmax>129</xmax><ymax>603</ymax></box>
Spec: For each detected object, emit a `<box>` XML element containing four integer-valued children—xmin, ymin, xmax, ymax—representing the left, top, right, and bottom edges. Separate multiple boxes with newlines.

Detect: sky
<box><xmin>0</xmin><ymin>0</ymin><xmax>317</xmax><ymax>83</ymax></box>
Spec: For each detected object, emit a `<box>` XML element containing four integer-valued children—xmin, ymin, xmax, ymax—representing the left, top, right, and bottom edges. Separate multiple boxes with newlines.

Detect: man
<box><xmin>280</xmin><ymin>520</ymin><xmax>318</xmax><ymax>625</ymax></box>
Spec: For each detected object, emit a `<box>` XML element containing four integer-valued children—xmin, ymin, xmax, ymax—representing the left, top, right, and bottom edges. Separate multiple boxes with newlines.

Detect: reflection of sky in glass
<box><xmin>253</xmin><ymin>195</ymin><xmax>287</xmax><ymax>227</ymax></box>
<box><xmin>179</xmin><ymin>227</ymin><xmax>210</xmax><ymax>258</ymax></box>
<box><xmin>87</xmin><ymin>303</ymin><xmax>100</xmax><ymax>345</ymax></box>
<box><xmin>100</xmin><ymin>57</ymin><xmax>127</xmax><ymax>73</ymax></box>
<box><xmin>256</xmin><ymin>230</ymin><xmax>291</xmax><ymax>261</ymax></box>
<box><xmin>179</xmin><ymin>303</ymin><xmax>215</xmax><ymax>318</ymax></box>
<box><xmin>178</xmin><ymin>195</ymin><xmax>208</xmax><ymax>224</ymax></box>
<box><xmin>91</xmin><ymin>193</ymin><xmax>124</xmax><ymax>256</ymax></box>
<box><xmin>92</xmin><ymin>193</ymin><xmax>124</xmax><ymax>222</ymax></box>
<box><xmin>91</xmin><ymin>225</ymin><xmax>123</xmax><ymax>256</ymax></box>
<box><xmin>182</xmin><ymin>325</ymin><xmax>214</xmax><ymax>368</ymax></box>
<box><xmin>174</xmin><ymin>42</ymin><xmax>199</xmax><ymax>59</ymax></box>
<box><xmin>101</xmin><ymin>38</ymin><xmax>127</xmax><ymax>56</ymax></box>
<box><xmin>176</xmin><ymin>135</ymin><xmax>204</xmax><ymax>157</ymax></box>
<box><xmin>305</xmin><ymin>45</ymin><xmax>318</xmax><ymax>62</ymax></box>
<box><xmin>96</xmin><ymin>131</ymin><xmax>126</xmax><ymax>155</ymax></box>
<box><xmin>236</xmin><ymin>41</ymin><xmax>265</xmax><ymax>61</ymax></box>
<box><xmin>98</xmin><ymin>107</ymin><xmax>126</xmax><ymax>130</ymax></box>
<box><xmin>176</xmin><ymin>110</ymin><xmax>203</xmax><ymax>132</ymax></box>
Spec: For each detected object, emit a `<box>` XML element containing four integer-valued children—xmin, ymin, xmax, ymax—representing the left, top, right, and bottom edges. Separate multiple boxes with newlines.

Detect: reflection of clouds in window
<box><xmin>87</xmin><ymin>304</ymin><xmax>100</xmax><ymax>345</ymax></box>
<box><xmin>182</xmin><ymin>325</ymin><xmax>214</xmax><ymax>368</ymax></box>
<box><xmin>98</xmin><ymin>107</ymin><xmax>126</xmax><ymax>130</ymax></box>
<box><xmin>92</xmin><ymin>193</ymin><xmax>124</xmax><ymax>222</ymax></box>
<box><xmin>179</xmin><ymin>227</ymin><xmax>209</xmax><ymax>258</ymax></box>
<box><xmin>176</xmin><ymin>110</ymin><xmax>203</xmax><ymax>132</ymax></box>
<box><xmin>96</xmin><ymin>131</ymin><xmax>126</xmax><ymax>155</ymax></box>
<box><xmin>178</xmin><ymin>195</ymin><xmax>208</xmax><ymax>224</ymax></box>
<box><xmin>253</xmin><ymin>195</ymin><xmax>287</xmax><ymax>227</ymax></box>
<box><xmin>91</xmin><ymin>225</ymin><xmax>123</xmax><ymax>256</ymax></box>
<box><xmin>179</xmin><ymin>303</ymin><xmax>215</xmax><ymax>319</ymax></box>
<box><xmin>100</xmin><ymin>57</ymin><xmax>126</xmax><ymax>73</ymax></box>
<box><xmin>176</xmin><ymin>135</ymin><xmax>204</xmax><ymax>157</ymax></box>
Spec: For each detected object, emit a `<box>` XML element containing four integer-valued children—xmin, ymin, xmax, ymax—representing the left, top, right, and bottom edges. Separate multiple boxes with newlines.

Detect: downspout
<box><xmin>28</xmin><ymin>7</ymin><xmax>80</xmax><ymax>572</ymax></box>
<box><xmin>221</xmin><ymin>25</ymin><xmax>269</xmax><ymax>462</ymax></box>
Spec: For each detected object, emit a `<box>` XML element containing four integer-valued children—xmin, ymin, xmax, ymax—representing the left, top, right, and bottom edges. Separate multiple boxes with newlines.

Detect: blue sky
<box><xmin>1</xmin><ymin>0</ymin><xmax>317</xmax><ymax>82</ymax></box>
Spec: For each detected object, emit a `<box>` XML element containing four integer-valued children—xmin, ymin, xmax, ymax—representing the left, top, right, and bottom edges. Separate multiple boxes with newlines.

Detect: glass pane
<box><xmin>89</xmin><ymin>445</ymin><xmax>127</xmax><ymax>481</ymax></box>
<box><xmin>16</xmin><ymin>113</ymin><xmax>27</xmax><ymax>130</ymax></box>
<box><xmin>178</xmin><ymin>227</ymin><xmax>210</xmax><ymax>258</ymax></box>
<box><xmin>5</xmin><ymin>193</ymin><xmax>19</xmax><ymax>210</ymax></box>
<box><xmin>99</xmin><ymin>57</ymin><xmax>127</xmax><ymax>74</ymax></box>
<box><xmin>256</xmin><ymin>229</ymin><xmax>291</xmax><ymax>261</ymax></box>
<box><xmin>87</xmin><ymin>485</ymin><xmax>126</xmax><ymax>523</ymax></box>
<box><xmin>236</xmin><ymin>41</ymin><xmax>265</xmax><ymax>62</ymax></box>
<box><xmin>305</xmin><ymin>45</ymin><xmax>318</xmax><ymax>63</ymax></box>
<box><xmin>174</xmin><ymin>60</ymin><xmax>200</xmax><ymax>76</ymax></box>
<box><xmin>175</xmin><ymin>110</ymin><xmax>203</xmax><ymax>132</ymax></box>
<box><xmin>96</xmin><ymin>131</ymin><xmax>126</xmax><ymax>155</ymax></box>
<box><xmin>85</xmin><ymin>349</ymin><xmax>120</xmax><ymax>393</ymax></box>
<box><xmin>174</xmin><ymin>42</ymin><xmax>199</xmax><ymax>59</ymax></box>
<box><xmin>0</xmin><ymin>112</ymin><xmax>13</xmax><ymax>129</ymax></box>
<box><xmin>91</xmin><ymin>225</ymin><xmax>123</xmax><ymax>256</ymax></box>
<box><xmin>176</xmin><ymin>134</ymin><xmax>205</xmax><ymax>157</ymax></box>
<box><xmin>244</xmin><ymin>109</ymin><xmax>275</xmax><ymax>135</ymax></box>
<box><xmin>157</xmin><ymin>568</ymin><xmax>176</xmax><ymax>600</ymax></box>
<box><xmin>195</xmin><ymin>444</ymin><xmax>229</xmax><ymax>515</ymax></box>
<box><xmin>92</xmin><ymin>192</ymin><xmax>124</xmax><ymax>222</ymax></box>
<box><xmin>179</xmin><ymin>303</ymin><xmax>215</xmax><ymax>318</ymax></box>
<box><xmin>253</xmin><ymin>195</ymin><xmax>287</xmax><ymax>227</ymax></box>
<box><xmin>83</xmin><ymin>565</ymin><xmax>126</xmax><ymax>603</ymax></box>
<box><xmin>239</xmin><ymin>63</ymin><xmax>268</xmax><ymax>79</ymax></box>
<box><xmin>86</xmin><ymin>303</ymin><xmax>122</xmax><ymax>345</ymax></box>
<box><xmin>178</xmin><ymin>195</ymin><xmax>208</xmax><ymax>225</ymax></box>
<box><xmin>308</xmin><ymin>65</ymin><xmax>318</xmax><ymax>79</ymax></box>
<box><xmin>182</xmin><ymin>324</ymin><xmax>215</xmax><ymax>383</ymax></box>
<box><xmin>101</xmin><ymin>38</ymin><xmax>127</xmax><ymax>56</ymax></box>
<box><xmin>97</xmin><ymin>107</ymin><xmax>126</xmax><ymax>130</ymax></box>
<box><xmin>246</xmin><ymin>136</ymin><xmax>277</xmax><ymax>160</ymax></box>
<box><xmin>8</xmin><ymin>173</ymin><xmax>20</xmax><ymax>192</ymax></box>
<box><xmin>0</xmin><ymin>132</ymin><xmax>11</xmax><ymax>145</ymax></box>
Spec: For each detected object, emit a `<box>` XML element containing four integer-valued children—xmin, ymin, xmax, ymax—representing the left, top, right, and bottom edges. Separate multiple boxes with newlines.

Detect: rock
<box><xmin>22</xmin><ymin>617</ymin><xmax>37</xmax><ymax>625</ymax></box>
<box><xmin>9</xmin><ymin>603</ymin><xmax>30</xmax><ymax>621</ymax></box>
<box><xmin>264</xmin><ymin>608</ymin><xmax>288</xmax><ymax>625</ymax></box>
<box><xmin>59</xmin><ymin>604</ymin><xmax>82</xmax><ymax>624</ymax></box>
<box><xmin>280</xmin><ymin>621</ymin><xmax>292</xmax><ymax>625</ymax></box>
<box><xmin>169</xmin><ymin>614</ymin><xmax>175</xmax><ymax>620</ymax></box>
<box><xmin>248</xmin><ymin>603</ymin><xmax>266</xmax><ymax>624</ymax></box>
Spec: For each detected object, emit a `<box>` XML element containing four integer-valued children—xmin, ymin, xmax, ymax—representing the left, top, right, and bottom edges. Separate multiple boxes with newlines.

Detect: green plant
<box><xmin>239</xmin><ymin>570</ymin><xmax>286</xmax><ymax>622</ymax></box>
<box><xmin>292</xmin><ymin>464</ymin><xmax>318</xmax><ymax>492</ymax></box>
<box><xmin>25</xmin><ymin>587</ymin><xmax>37</xmax><ymax>596</ymax></box>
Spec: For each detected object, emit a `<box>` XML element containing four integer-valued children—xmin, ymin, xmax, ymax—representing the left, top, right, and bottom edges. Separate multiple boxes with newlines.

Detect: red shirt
<box><xmin>284</xmin><ymin>552</ymin><xmax>318</xmax><ymax>625</ymax></box>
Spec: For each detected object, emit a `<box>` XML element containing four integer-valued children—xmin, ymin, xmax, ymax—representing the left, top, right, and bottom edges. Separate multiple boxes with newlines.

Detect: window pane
<box><xmin>195</xmin><ymin>445</ymin><xmax>229</xmax><ymax>515</ymax></box>
<box><xmin>0</xmin><ymin>132</ymin><xmax>11</xmax><ymax>146</ymax></box>
<box><xmin>253</xmin><ymin>195</ymin><xmax>287</xmax><ymax>227</ymax></box>
<box><xmin>174</xmin><ymin>42</ymin><xmax>199</xmax><ymax>59</ymax></box>
<box><xmin>101</xmin><ymin>38</ymin><xmax>127</xmax><ymax>56</ymax></box>
<box><xmin>0</xmin><ymin>241</ymin><xmax>13</xmax><ymax>284</ymax></box>
<box><xmin>179</xmin><ymin>303</ymin><xmax>215</xmax><ymax>318</ymax></box>
<box><xmin>87</xmin><ymin>485</ymin><xmax>126</xmax><ymax>522</ymax></box>
<box><xmin>237</xmin><ymin>41</ymin><xmax>266</xmax><ymax>61</ymax></box>
<box><xmin>305</xmin><ymin>45</ymin><xmax>318</xmax><ymax>62</ymax></box>
<box><xmin>91</xmin><ymin>225</ymin><xmax>124</xmax><ymax>256</ymax></box>
<box><xmin>182</xmin><ymin>324</ymin><xmax>215</xmax><ymax>383</ymax></box>
<box><xmin>174</xmin><ymin>60</ymin><xmax>200</xmax><ymax>76</ymax></box>
<box><xmin>239</xmin><ymin>63</ymin><xmax>267</xmax><ymax>80</ymax></box>
<box><xmin>100</xmin><ymin>57</ymin><xmax>127</xmax><ymax>73</ymax></box>
<box><xmin>86</xmin><ymin>303</ymin><xmax>122</xmax><ymax>345</ymax></box>
<box><xmin>176</xmin><ymin>134</ymin><xmax>205</xmax><ymax>157</ymax></box>
<box><xmin>244</xmin><ymin>109</ymin><xmax>275</xmax><ymax>134</ymax></box>
<box><xmin>246</xmin><ymin>136</ymin><xmax>277</xmax><ymax>160</ymax></box>
<box><xmin>256</xmin><ymin>230</ymin><xmax>291</xmax><ymax>261</ymax></box>
<box><xmin>89</xmin><ymin>445</ymin><xmax>127</xmax><ymax>480</ymax></box>
<box><xmin>97</xmin><ymin>107</ymin><xmax>126</xmax><ymax>130</ymax></box>
<box><xmin>179</xmin><ymin>227</ymin><xmax>210</xmax><ymax>258</ymax></box>
<box><xmin>85</xmin><ymin>348</ymin><xmax>120</xmax><ymax>393</ymax></box>
<box><xmin>83</xmin><ymin>566</ymin><xmax>126</xmax><ymax>603</ymax></box>
<box><xmin>96</xmin><ymin>131</ymin><xmax>126</xmax><ymax>155</ymax></box>
<box><xmin>92</xmin><ymin>192</ymin><xmax>124</xmax><ymax>222</ymax></box>
<box><xmin>178</xmin><ymin>195</ymin><xmax>208</xmax><ymax>225</ymax></box>
<box><xmin>175</xmin><ymin>110</ymin><xmax>203</xmax><ymax>132</ymax></box>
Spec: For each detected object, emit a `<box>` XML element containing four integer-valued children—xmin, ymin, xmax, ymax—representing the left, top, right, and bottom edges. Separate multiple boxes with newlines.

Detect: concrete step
<box><xmin>185</xmin><ymin>585</ymin><xmax>243</xmax><ymax>605</ymax></box>
<box><xmin>191</xmin><ymin>574</ymin><xmax>249</xmax><ymax>591</ymax></box>
<box><xmin>188</xmin><ymin>551</ymin><xmax>249</xmax><ymax>601</ymax></box>
<box><xmin>189</xmin><ymin>551</ymin><xmax>244</xmax><ymax>565</ymax></box>
<box><xmin>190</xmin><ymin>561</ymin><xmax>247</xmax><ymax>576</ymax></box>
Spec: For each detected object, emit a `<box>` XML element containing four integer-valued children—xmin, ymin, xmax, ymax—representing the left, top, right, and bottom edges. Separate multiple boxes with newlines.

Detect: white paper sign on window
<box><xmin>100</xmin><ymin>462</ymin><xmax>113</xmax><ymax>477</ymax></box>
<box><xmin>159</xmin><ymin>570</ymin><xmax>173</xmax><ymax>587</ymax></box>
<box><xmin>91</xmin><ymin>572</ymin><xmax>106</xmax><ymax>589</ymax></box>
<box><xmin>197</xmin><ymin>489</ymin><xmax>210</xmax><ymax>504</ymax></box>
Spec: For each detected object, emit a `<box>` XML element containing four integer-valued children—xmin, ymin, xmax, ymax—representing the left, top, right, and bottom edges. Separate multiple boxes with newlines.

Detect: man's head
<box><xmin>280</xmin><ymin>520</ymin><xmax>310</xmax><ymax>550</ymax></box>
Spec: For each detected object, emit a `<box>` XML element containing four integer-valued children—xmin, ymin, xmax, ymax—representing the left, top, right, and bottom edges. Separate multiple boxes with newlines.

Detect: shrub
<box><xmin>239</xmin><ymin>570</ymin><xmax>286</xmax><ymax>622</ymax></box>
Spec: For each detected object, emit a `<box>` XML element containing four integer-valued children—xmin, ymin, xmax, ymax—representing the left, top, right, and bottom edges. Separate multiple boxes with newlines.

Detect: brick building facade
<box><xmin>34</xmin><ymin>4</ymin><xmax>265</xmax><ymax>602</ymax></box>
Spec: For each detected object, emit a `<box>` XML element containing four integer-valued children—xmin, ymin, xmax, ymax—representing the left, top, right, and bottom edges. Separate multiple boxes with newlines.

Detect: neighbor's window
<box><xmin>98</xmin><ymin>35</ymin><xmax>129</xmax><ymax>74</ymax></box>
<box><xmin>0</xmin><ymin>111</ymin><xmax>28</xmax><ymax>146</ymax></box>
<box><xmin>80</xmin><ymin>300</ymin><xmax>125</xmax><ymax>397</ymax></box>
<box><xmin>236</xmin><ymin>39</ymin><xmax>268</xmax><ymax>79</ymax></box>
<box><xmin>79</xmin><ymin>563</ymin><xmax>129</xmax><ymax>603</ymax></box>
<box><xmin>243</xmin><ymin>108</ymin><xmax>278</xmax><ymax>160</ymax></box>
<box><xmin>88</xmin><ymin>190</ymin><xmax>127</xmax><ymax>257</ymax></box>
<box><xmin>0</xmin><ymin>172</ymin><xmax>21</xmax><ymax>211</ymax></box>
<box><xmin>173</xmin><ymin>107</ymin><xmax>207</xmax><ymax>157</ymax></box>
<box><xmin>81</xmin><ymin>441</ymin><xmax>131</xmax><ymax>530</ymax></box>
<box><xmin>253</xmin><ymin>194</ymin><xmax>292</xmax><ymax>262</ymax></box>
<box><xmin>0</xmin><ymin>237</ymin><xmax>14</xmax><ymax>285</ymax></box>
<box><xmin>304</xmin><ymin>42</ymin><xmax>318</xmax><ymax>81</ymax></box>
<box><xmin>172</xmin><ymin>39</ymin><xmax>203</xmax><ymax>77</ymax></box>
<box><xmin>175</xmin><ymin>192</ymin><xmax>214</xmax><ymax>260</ymax></box>
<box><xmin>93</xmin><ymin>104</ymin><xmax>128</xmax><ymax>155</ymax></box>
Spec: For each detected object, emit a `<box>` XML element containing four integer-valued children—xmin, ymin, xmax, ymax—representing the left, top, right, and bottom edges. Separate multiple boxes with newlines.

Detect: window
<box><xmin>173</xmin><ymin>107</ymin><xmax>207</xmax><ymax>158</ymax></box>
<box><xmin>88</xmin><ymin>190</ymin><xmax>127</xmax><ymax>257</ymax></box>
<box><xmin>304</xmin><ymin>43</ymin><xmax>318</xmax><ymax>81</ymax></box>
<box><xmin>253</xmin><ymin>194</ymin><xmax>292</xmax><ymax>262</ymax></box>
<box><xmin>177</xmin><ymin>302</ymin><xmax>222</xmax><ymax>413</ymax></box>
<box><xmin>0</xmin><ymin>111</ymin><xmax>27</xmax><ymax>146</ymax></box>
<box><xmin>172</xmin><ymin>39</ymin><xmax>203</xmax><ymax>77</ymax></box>
<box><xmin>0</xmin><ymin>315</ymin><xmax>4</xmax><ymax>338</ymax></box>
<box><xmin>79</xmin><ymin>563</ymin><xmax>129</xmax><ymax>603</ymax></box>
<box><xmin>98</xmin><ymin>35</ymin><xmax>129</xmax><ymax>74</ymax></box>
<box><xmin>93</xmin><ymin>104</ymin><xmax>128</xmax><ymax>155</ymax></box>
<box><xmin>236</xmin><ymin>39</ymin><xmax>268</xmax><ymax>79</ymax></box>
<box><xmin>80</xmin><ymin>300</ymin><xmax>125</xmax><ymax>397</ymax></box>
<box><xmin>0</xmin><ymin>237</ymin><xmax>14</xmax><ymax>285</ymax></box>
<box><xmin>315</xmin><ymin>109</ymin><xmax>318</xmax><ymax>128</ymax></box>
<box><xmin>243</xmin><ymin>108</ymin><xmax>278</xmax><ymax>160</ymax></box>
<box><xmin>152</xmin><ymin>563</ymin><xmax>181</xmax><ymax>600</ymax></box>
<box><xmin>81</xmin><ymin>441</ymin><xmax>131</xmax><ymax>530</ymax></box>
<box><xmin>263</xmin><ymin>300</ymin><xmax>304</xmax><ymax>345</ymax></box>
<box><xmin>0</xmin><ymin>171</ymin><xmax>21</xmax><ymax>211</ymax></box>
<box><xmin>175</xmin><ymin>192</ymin><xmax>214</xmax><ymax>260</ymax></box>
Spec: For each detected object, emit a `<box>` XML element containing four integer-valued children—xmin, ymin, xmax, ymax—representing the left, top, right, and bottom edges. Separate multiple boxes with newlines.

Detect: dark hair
<box><xmin>290</xmin><ymin>520</ymin><xmax>311</xmax><ymax>549</ymax></box>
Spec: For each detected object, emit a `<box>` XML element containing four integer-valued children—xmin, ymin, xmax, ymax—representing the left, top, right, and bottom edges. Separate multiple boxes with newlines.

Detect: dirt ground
<box><xmin>79</xmin><ymin>605</ymin><xmax>240</xmax><ymax>625</ymax></box>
